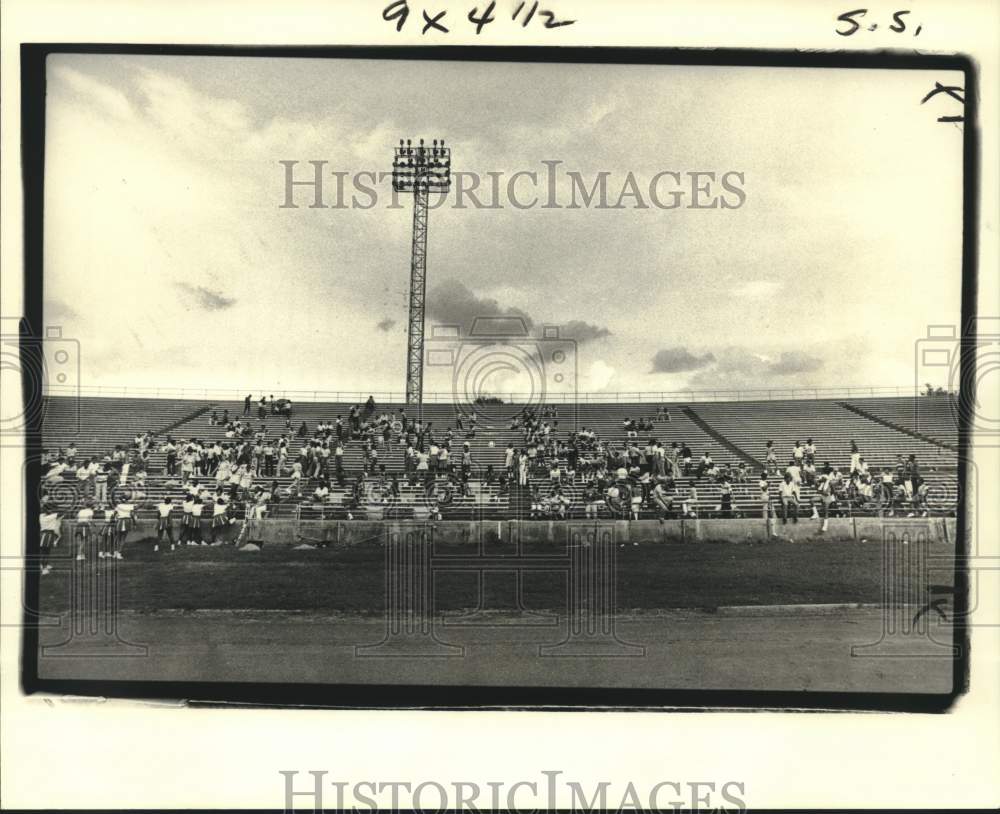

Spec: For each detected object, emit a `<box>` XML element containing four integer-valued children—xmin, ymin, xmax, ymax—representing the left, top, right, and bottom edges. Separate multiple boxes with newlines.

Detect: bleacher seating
<box><xmin>39</xmin><ymin>394</ymin><xmax>961</xmax><ymax>522</ymax></box>
<box><xmin>688</xmin><ymin>399</ymin><xmax>956</xmax><ymax>470</ymax></box>
<box><xmin>842</xmin><ymin>395</ymin><xmax>959</xmax><ymax>449</ymax></box>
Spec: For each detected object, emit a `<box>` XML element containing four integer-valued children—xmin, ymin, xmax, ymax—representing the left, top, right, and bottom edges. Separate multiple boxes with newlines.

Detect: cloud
<box><xmin>426</xmin><ymin>281</ymin><xmax>610</xmax><ymax>343</ymax></box>
<box><xmin>376</xmin><ymin>318</ymin><xmax>396</xmax><ymax>332</ymax></box>
<box><xmin>766</xmin><ymin>351</ymin><xmax>824</xmax><ymax>375</ymax></box>
<box><xmin>587</xmin><ymin>359</ymin><xmax>616</xmax><ymax>390</ymax></box>
<box><xmin>175</xmin><ymin>282</ymin><xmax>236</xmax><ymax>311</ymax></box>
<box><xmin>562</xmin><ymin>320</ymin><xmax>612</xmax><ymax>342</ymax></box>
<box><xmin>650</xmin><ymin>347</ymin><xmax>716</xmax><ymax>373</ymax></box>
<box><xmin>52</xmin><ymin>66</ymin><xmax>134</xmax><ymax>121</ymax></box>
<box><xmin>685</xmin><ymin>346</ymin><xmax>827</xmax><ymax>389</ymax></box>
<box><xmin>427</xmin><ymin>281</ymin><xmax>533</xmax><ymax>333</ymax></box>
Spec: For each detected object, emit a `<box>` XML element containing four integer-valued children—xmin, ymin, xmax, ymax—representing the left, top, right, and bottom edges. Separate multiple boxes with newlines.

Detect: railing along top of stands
<box><xmin>43</xmin><ymin>384</ymin><xmax>954</xmax><ymax>404</ymax></box>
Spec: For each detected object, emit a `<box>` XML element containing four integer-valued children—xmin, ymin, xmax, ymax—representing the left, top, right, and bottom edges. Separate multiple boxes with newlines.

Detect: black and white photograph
<box><xmin>3</xmin><ymin>1</ymin><xmax>999</xmax><ymax>811</ymax></box>
<box><xmin>11</xmin><ymin>44</ymin><xmax>981</xmax><ymax>709</ymax></box>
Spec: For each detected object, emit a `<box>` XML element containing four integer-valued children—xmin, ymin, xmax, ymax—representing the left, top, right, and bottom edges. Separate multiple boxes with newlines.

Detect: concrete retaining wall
<box><xmin>67</xmin><ymin>516</ymin><xmax>957</xmax><ymax>547</ymax></box>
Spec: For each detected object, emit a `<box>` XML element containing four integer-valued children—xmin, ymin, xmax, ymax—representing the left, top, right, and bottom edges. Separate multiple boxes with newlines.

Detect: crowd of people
<box><xmin>36</xmin><ymin>396</ymin><xmax>949</xmax><ymax>570</ymax></box>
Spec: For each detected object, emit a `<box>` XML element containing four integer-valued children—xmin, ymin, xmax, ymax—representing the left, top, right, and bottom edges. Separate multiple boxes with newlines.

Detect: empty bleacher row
<box><xmin>39</xmin><ymin>395</ymin><xmax>961</xmax><ymax>521</ymax></box>
<box><xmin>841</xmin><ymin>395</ymin><xmax>959</xmax><ymax>450</ymax></box>
<box><xmin>688</xmin><ymin>399</ymin><xmax>957</xmax><ymax>470</ymax></box>
<box><xmin>41</xmin><ymin>396</ymin><xmax>210</xmax><ymax>464</ymax></box>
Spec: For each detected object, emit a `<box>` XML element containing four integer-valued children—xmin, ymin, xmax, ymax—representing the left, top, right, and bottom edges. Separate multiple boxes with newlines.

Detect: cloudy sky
<box><xmin>44</xmin><ymin>55</ymin><xmax>964</xmax><ymax>397</ymax></box>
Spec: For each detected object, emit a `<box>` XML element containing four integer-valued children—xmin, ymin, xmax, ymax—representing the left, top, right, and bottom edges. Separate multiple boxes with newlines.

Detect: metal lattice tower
<box><xmin>392</xmin><ymin>138</ymin><xmax>452</xmax><ymax>407</ymax></box>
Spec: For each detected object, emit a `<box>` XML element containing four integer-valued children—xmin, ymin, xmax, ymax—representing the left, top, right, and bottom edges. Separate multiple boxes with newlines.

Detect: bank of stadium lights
<box><xmin>392</xmin><ymin>138</ymin><xmax>452</xmax><ymax>192</ymax></box>
<box><xmin>392</xmin><ymin>138</ymin><xmax>453</xmax><ymax>407</ymax></box>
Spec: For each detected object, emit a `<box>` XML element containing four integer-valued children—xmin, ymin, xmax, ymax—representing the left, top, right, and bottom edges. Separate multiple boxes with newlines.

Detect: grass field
<box><xmin>37</xmin><ymin>536</ymin><xmax>952</xmax><ymax>613</ymax></box>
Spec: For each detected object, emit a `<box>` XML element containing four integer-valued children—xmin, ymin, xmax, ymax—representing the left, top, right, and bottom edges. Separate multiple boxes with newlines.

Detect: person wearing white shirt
<box><xmin>45</xmin><ymin>461</ymin><xmax>67</xmax><ymax>481</ymax></box>
<box><xmin>189</xmin><ymin>498</ymin><xmax>205</xmax><ymax>546</ymax></box>
<box><xmin>181</xmin><ymin>497</ymin><xmax>195</xmax><ymax>545</ymax></box>
<box><xmin>112</xmin><ymin>502</ymin><xmax>135</xmax><ymax>559</ymax></box>
<box><xmin>39</xmin><ymin>509</ymin><xmax>61</xmax><ymax>574</ymax></box>
<box><xmin>155</xmin><ymin>500</ymin><xmax>175</xmax><ymax>552</ymax></box>
<box><xmin>849</xmin><ymin>441</ymin><xmax>861</xmax><ymax>474</ymax></box>
<box><xmin>98</xmin><ymin>506</ymin><xmax>115</xmax><ymax>559</ymax></box>
<box><xmin>71</xmin><ymin>503</ymin><xmax>94</xmax><ymax>562</ymax></box>
<box><xmin>93</xmin><ymin>465</ymin><xmax>109</xmax><ymax>505</ymax></box>
<box><xmin>210</xmin><ymin>498</ymin><xmax>229</xmax><ymax>544</ymax></box>
<box><xmin>785</xmin><ymin>461</ymin><xmax>802</xmax><ymax>485</ymax></box>
<box><xmin>778</xmin><ymin>474</ymin><xmax>800</xmax><ymax>525</ymax></box>
<box><xmin>758</xmin><ymin>473</ymin><xmax>771</xmax><ymax>520</ymax></box>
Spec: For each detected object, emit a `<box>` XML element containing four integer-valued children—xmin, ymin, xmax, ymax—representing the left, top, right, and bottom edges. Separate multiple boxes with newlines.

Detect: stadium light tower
<box><xmin>392</xmin><ymin>137</ymin><xmax>452</xmax><ymax>407</ymax></box>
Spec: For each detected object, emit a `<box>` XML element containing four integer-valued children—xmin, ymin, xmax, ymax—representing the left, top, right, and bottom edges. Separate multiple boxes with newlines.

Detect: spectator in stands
<box><xmin>850</xmin><ymin>441</ymin><xmax>861</xmax><ymax>474</ymax></box>
<box><xmin>778</xmin><ymin>473</ymin><xmax>799</xmax><ymax>525</ymax></box>
<box><xmin>313</xmin><ymin>479</ymin><xmax>330</xmax><ymax>503</ymax></box>
<box><xmin>785</xmin><ymin>458</ymin><xmax>802</xmax><ymax>486</ymax></box>
<box><xmin>681</xmin><ymin>483</ymin><xmax>699</xmax><ymax>518</ymax></box>
<box><xmin>765</xmin><ymin>441</ymin><xmax>777</xmax><ymax>475</ymax></box>
<box><xmin>244</xmin><ymin>394</ymin><xmax>251</xmax><ymax>415</ymax></box>
<box><xmin>804</xmin><ymin>439</ymin><xmax>816</xmax><ymax>464</ymax></box>
<box><xmin>161</xmin><ymin>437</ymin><xmax>177</xmax><ymax>476</ymax></box>
<box><xmin>547</xmin><ymin>487</ymin><xmax>570</xmax><ymax>520</ymax></box>
<box><xmin>719</xmin><ymin>478</ymin><xmax>734</xmax><ymax>518</ymax></box>
<box><xmin>652</xmin><ymin>477</ymin><xmax>675</xmax><ymax>523</ymax></box>
<box><xmin>582</xmin><ymin>482</ymin><xmax>601</xmax><ymax>519</ymax></box>
<box><xmin>818</xmin><ymin>472</ymin><xmax>836</xmax><ymax>533</ymax></box>
<box><xmin>75</xmin><ymin>458</ymin><xmax>93</xmax><ymax>498</ymax></box>
<box><xmin>93</xmin><ymin>463</ymin><xmax>109</xmax><ymax>506</ymax></box>
<box><xmin>792</xmin><ymin>441</ymin><xmax>804</xmax><ymax>467</ymax></box>
<box><xmin>605</xmin><ymin>482</ymin><xmax>625</xmax><ymax>518</ymax></box>
<box><xmin>911</xmin><ymin>480</ymin><xmax>930</xmax><ymax>517</ymax></box>
<box><xmin>680</xmin><ymin>443</ymin><xmax>693</xmax><ymax>476</ymax></box>
<box><xmin>666</xmin><ymin>443</ymin><xmax>681</xmax><ymax>478</ymax></box>
<box><xmin>696</xmin><ymin>451</ymin><xmax>713</xmax><ymax>478</ymax></box>
<box><xmin>904</xmin><ymin>454</ymin><xmax>921</xmax><ymax>496</ymax></box>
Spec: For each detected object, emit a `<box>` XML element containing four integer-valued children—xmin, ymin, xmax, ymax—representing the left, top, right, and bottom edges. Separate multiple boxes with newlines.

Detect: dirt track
<box><xmin>37</xmin><ymin>607</ymin><xmax>955</xmax><ymax>694</ymax></box>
